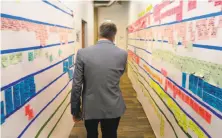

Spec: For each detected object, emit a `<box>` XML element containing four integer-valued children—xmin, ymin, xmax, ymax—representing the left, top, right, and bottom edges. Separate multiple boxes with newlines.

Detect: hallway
<box><xmin>69</xmin><ymin>73</ymin><xmax>156</xmax><ymax>138</ymax></box>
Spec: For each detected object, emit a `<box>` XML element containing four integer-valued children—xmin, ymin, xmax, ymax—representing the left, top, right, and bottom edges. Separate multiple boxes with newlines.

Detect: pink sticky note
<box><xmin>188</xmin><ymin>0</ymin><xmax>197</xmax><ymax>11</ymax></box>
<box><xmin>211</xmin><ymin>27</ymin><xmax>218</xmax><ymax>38</ymax></box>
<box><xmin>215</xmin><ymin>1</ymin><xmax>222</xmax><ymax>6</ymax></box>
<box><xmin>218</xmin><ymin>16</ymin><xmax>222</xmax><ymax>28</ymax></box>
<box><xmin>176</xmin><ymin>12</ymin><xmax>183</xmax><ymax>21</ymax></box>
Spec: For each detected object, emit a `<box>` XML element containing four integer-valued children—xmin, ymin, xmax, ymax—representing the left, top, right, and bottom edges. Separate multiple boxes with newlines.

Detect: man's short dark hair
<box><xmin>99</xmin><ymin>22</ymin><xmax>117</xmax><ymax>39</ymax></box>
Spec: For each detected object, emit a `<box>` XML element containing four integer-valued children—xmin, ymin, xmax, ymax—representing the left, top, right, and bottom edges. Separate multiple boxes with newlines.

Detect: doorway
<box><xmin>82</xmin><ymin>20</ymin><xmax>87</xmax><ymax>48</ymax></box>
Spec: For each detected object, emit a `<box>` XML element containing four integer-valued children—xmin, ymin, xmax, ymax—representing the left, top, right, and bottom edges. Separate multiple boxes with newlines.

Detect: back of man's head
<box><xmin>99</xmin><ymin>21</ymin><xmax>117</xmax><ymax>41</ymax></box>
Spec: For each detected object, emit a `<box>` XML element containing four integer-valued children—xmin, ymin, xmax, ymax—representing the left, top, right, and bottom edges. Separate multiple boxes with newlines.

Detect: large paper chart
<box><xmin>128</xmin><ymin>1</ymin><xmax>222</xmax><ymax>138</ymax></box>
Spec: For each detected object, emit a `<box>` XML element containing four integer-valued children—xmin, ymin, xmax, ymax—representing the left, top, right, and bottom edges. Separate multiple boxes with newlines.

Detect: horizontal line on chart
<box><xmin>128</xmin><ymin>49</ymin><xmax>222</xmax><ymax>119</ymax></box>
<box><xmin>129</xmin><ymin>62</ymin><xmax>211</xmax><ymax>138</ymax></box>
<box><xmin>0</xmin><ymin>13</ymin><xmax>73</xmax><ymax>29</ymax></box>
<box><xmin>128</xmin><ymin>40</ymin><xmax>222</xmax><ymax>51</ymax></box>
<box><xmin>35</xmin><ymin>91</ymin><xmax>71</xmax><ymax>137</ymax></box>
<box><xmin>17</xmin><ymin>78</ymin><xmax>73</xmax><ymax>138</ymax></box>
<box><xmin>1</xmin><ymin>54</ymin><xmax>74</xmax><ymax>91</ymax></box>
<box><xmin>128</xmin><ymin>44</ymin><xmax>152</xmax><ymax>54</ymax></box>
<box><xmin>47</xmin><ymin>103</ymin><xmax>70</xmax><ymax>137</ymax></box>
<box><xmin>193</xmin><ymin>44</ymin><xmax>222</xmax><ymax>51</ymax></box>
<box><xmin>43</xmin><ymin>0</ymin><xmax>73</xmax><ymax>17</ymax></box>
<box><xmin>1</xmin><ymin>41</ymin><xmax>75</xmax><ymax>54</ymax></box>
<box><xmin>58</xmin><ymin>0</ymin><xmax>73</xmax><ymax>12</ymax></box>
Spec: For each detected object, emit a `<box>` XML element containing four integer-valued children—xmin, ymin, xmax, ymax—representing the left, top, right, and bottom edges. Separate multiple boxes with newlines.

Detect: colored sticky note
<box><xmin>182</xmin><ymin>72</ymin><xmax>186</xmax><ymax>88</ymax></box>
<box><xmin>19</xmin><ymin>81</ymin><xmax>26</xmax><ymax>104</ymax></box>
<box><xmin>204</xmin><ymin>111</ymin><xmax>211</xmax><ymax>124</ymax></box>
<box><xmin>58</xmin><ymin>49</ymin><xmax>62</xmax><ymax>57</ymax></box>
<box><xmin>34</xmin><ymin>50</ymin><xmax>39</xmax><ymax>59</ymax></box>
<box><xmin>68</xmin><ymin>69</ymin><xmax>74</xmax><ymax>79</ymax></box>
<box><xmin>1</xmin><ymin>101</ymin><xmax>5</xmax><ymax>124</ymax></box>
<box><xmin>9</xmin><ymin>54</ymin><xmax>18</xmax><ymax>65</ymax></box>
<box><xmin>202</xmin><ymin>92</ymin><xmax>218</xmax><ymax>111</ymax></box>
<box><xmin>63</xmin><ymin>61</ymin><xmax>69</xmax><ymax>72</ymax></box>
<box><xmin>50</xmin><ymin>55</ymin><xmax>53</xmax><ymax>63</ymax></box>
<box><xmin>176</xmin><ymin>13</ymin><xmax>182</xmax><ymax>21</ymax></box>
<box><xmin>68</xmin><ymin>56</ymin><xmax>73</xmax><ymax>67</ymax></box>
<box><xmin>13</xmin><ymin>83</ymin><xmax>21</xmax><ymax>109</ymax></box>
<box><xmin>15</xmin><ymin>53</ymin><xmax>23</xmax><ymax>62</ymax></box>
<box><xmin>28</xmin><ymin>52</ymin><xmax>34</xmax><ymax>62</ymax></box>
<box><xmin>211</xmin><ymin>27</ymin><xmax>217</xmax><ymax>38</ymax></box>
<box><xmin>5</xmin><ymin>87</ymin><xmax>14</xmax><ymax>115</ymax></box>
<box><xmin>1</xmin><ymin>55</ymin><xmax>9</xmax><ymax>68</ymax></box>
<box><xmin>188</xmin><ymin>0</ymin><xmax>197</xmax><ymax>11</ymax></box>
<box><xmin>198</xmin><ymin>106</ymin><xmax>205</xmax><ymax>118</ymax></box>
<box><xmin>24</xmin><ymin>79</ymin><xmax>31</xmax><ymax>101</ymax></box>
<box><xmin>192</xmin><ymin>102</ymin><xmax>199</xmax><ymax>113</ymax></box>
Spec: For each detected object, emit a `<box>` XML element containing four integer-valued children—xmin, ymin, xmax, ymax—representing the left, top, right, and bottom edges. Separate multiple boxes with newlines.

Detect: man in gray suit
<box><xmin>71</xmin><ymin>22</ymin><xmax>127</xmax><ymax>138</ymax></box>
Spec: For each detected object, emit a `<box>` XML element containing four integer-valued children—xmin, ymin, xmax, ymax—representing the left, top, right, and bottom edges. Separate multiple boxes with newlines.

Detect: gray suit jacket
<box><xmin>71</xmin><ymin>40</ymin><xmax>127</xmax><ymax>120</ymax></box>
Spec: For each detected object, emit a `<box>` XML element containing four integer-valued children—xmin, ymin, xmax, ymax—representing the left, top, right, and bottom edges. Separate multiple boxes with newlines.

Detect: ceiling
<box><xmin>93</xmin><ymin>0</ymin><xmax>121</xmax><ymax>7</ymax></box>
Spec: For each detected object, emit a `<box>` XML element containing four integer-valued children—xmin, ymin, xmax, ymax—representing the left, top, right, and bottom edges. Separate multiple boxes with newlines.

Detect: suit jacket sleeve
<box><xmin>71</xmin><ymin>50</ymin><xmax>84</xmax><ymax>116</ymax></box>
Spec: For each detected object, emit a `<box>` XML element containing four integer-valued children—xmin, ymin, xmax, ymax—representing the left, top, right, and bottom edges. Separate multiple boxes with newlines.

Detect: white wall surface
<box><xmin>127</xmin><ymin>0</ymin><xmax>222</xmax><ymax>138</ymax></box>
<box><xmin>98</xmin><ymin>2</ymin><xmax>128</xmax><ymax>50</ymax></box>
<box><xmin>0</xmin><ymin>0</ymin><xmax>94</xmax><ymax>138</ymax></box>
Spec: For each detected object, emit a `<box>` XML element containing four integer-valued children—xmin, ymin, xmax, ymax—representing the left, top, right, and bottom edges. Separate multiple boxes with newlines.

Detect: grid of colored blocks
<box><xmin>189</xmin><ymin>74</ymin><xmax>222</xmax><ymax>112</ymax></box>
<box><xmin>166</xmin><ymin>79</ymin><xmax>212</xmax><ymax>124</ymax></box>
<box><xmin>2</xmin><ymin>76</ymin><xmax>36</xmax><ymax>121</ymax></box>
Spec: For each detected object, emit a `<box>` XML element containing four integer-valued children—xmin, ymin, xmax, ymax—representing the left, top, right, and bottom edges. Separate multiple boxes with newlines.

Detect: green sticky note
<box><xmin>9</xmin><ymin>54</ymin><xmax>17</xmax><ymax>64</ymax></box>
<box><xmin>50</xmin><ymin>55</ymin><xmax>53</xmax><ymax>62</ymax></box>
<box><xmin>58</xmin><ymin>49</ymin><xmax>62</xmax><ymax>57</ymax></box>
<box><xmin>28</xmin><ymin>52</ymin><xmax>34</xmax><ymax>61</ymax></box>
<box><xmin>34</xmin><ymin>50</ymin><xmax>39</xmax><ymax>59</ymax></box>
<box><xmin>15</xmin><ymin>53</ymin><xmax>23</xmax><ymax>62</ymax></box>
<box><xmin>1</xmin><ymin>55</ymin><xmax>9</xmax><ymax>68</ymax></box>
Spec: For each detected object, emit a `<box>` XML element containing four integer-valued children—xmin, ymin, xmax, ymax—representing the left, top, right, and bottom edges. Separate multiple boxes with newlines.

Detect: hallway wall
<box><xmin>98</xmin><ymin>2</ymin><xmax>129</xmax><ymax>50</ymax></box>
<box><xmin>127</xmin><ymin>1</ymin><xmax>222</xmax><ymax>138</ymax></box>
<box><xmin>0</xmin><ymin>1</ymin><xmax>94</xmax><ymax>138</ymax></box>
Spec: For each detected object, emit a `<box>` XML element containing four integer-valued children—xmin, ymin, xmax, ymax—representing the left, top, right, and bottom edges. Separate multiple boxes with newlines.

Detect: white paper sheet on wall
<box><xmin>127</xmin><ymin>1</ymin><xmax>222</xmax><ymax>138</ymax></box>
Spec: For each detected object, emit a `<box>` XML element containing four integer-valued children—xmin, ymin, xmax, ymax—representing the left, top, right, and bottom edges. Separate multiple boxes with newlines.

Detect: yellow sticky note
<box><xmin>1</xmin><ymin>55</ymin><xmax>9</xmax><ymax>68</ymax></box>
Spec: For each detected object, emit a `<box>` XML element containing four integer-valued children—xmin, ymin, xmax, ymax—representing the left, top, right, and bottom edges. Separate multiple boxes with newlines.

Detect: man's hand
<box><xmin>72</xmin><ymin>115</ymin><xmax>82</xmax><ymax>123</ymax></box>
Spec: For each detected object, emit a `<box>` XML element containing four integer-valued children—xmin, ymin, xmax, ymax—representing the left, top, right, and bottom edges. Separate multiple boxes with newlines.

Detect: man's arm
<box><xmin>71</xmin><ymin>50</ymin><xmax>84</xmax><ymax>118</ymax></box>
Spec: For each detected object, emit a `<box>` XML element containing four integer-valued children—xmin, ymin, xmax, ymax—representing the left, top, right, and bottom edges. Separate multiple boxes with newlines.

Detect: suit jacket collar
<box><xmin>97</xmin><ymin>39</ymin><xmax>114</xmax><ymax>45</ymax></box>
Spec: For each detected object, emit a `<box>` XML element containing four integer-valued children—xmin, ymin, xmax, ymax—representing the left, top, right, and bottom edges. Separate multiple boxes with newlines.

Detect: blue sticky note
<box><xmin>214</xmin><ymin>87</ymin><xmax>222</xmax><ymax>100</ymax></box>
<box><xmin>68</xmin><ymin>69</ymin><xmax>74</xmax><ymax>79</ymax></box>
<box><xmin>1</xmin><ymin>101</ymin><xmax>5</xmax><ymax>124</ymax></box>
<box><xmin>5</xmin><ymin>87</ymin><xmax>14</xmax><ymax>115</ymax></box>
<box><xmin>197</xmin><ymin>78</ymin><xmax>203</xmax><ymax>98</ymax></box>
<box><xmin>182</xmin><ymin>72</ymin><xmax>186</xmax><ymax>88</ymax></box>
<box><xmin>24</xmin><ymin>86</ymin><xmax>31</xmax><ymax>101</ymax></box>
<box><xmin>68</xmin><ymin>56</ymin><xmax>73</xmax><ymax>67</ymax></box>
<box><xmin>189</xmin><ymin>75</ymin><xmax>197</xmax><ymax>94</ymax></box>
<box><xmin>28</xmin><ymin>76</ymin><xmax>35</xmax><ymax>84</ymax></box>
<box><xmin>216</xmin><ymin>99</ymin><xmax>222</xmax><ymax>112</ymax></box>
<box><xmin>19</xmin><ymin>81</ymin><xmax>26</xmax><ymax>105</ymax></box>
<box><xmin>13</xmin><ymin>84</ymin><xmax>21</xmax><ymax>109</ymax></box>
<box><xmin>203</xmin><ymin>92</ymin><xmax>217</xmax><ymax>109</ymax></box>
<box><xmin>30</xmin><ymin>83</ymin><xmax>36</xmax><ymax>96</ymax></box>
<box><xmin>63</xmin><ymin>61</ymin><xmax>69</xmax><ymax>72</ymax></box>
